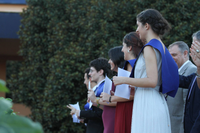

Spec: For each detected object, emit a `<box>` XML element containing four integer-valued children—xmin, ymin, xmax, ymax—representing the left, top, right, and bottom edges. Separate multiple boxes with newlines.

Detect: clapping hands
<box><xmin>190</xmin><ymin>41</ymin><xmax>200</xmax><ymax>67</ymax></box>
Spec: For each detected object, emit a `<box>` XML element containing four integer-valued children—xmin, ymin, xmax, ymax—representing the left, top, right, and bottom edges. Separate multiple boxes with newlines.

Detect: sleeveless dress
<box><xmin>114</xmin><ymin>101</ymin><xmax>133</xmax><ymax>133</ymax></box>
<box><xmin>131</xmin><ymin>48</ymin><xmax>171</xmax><ymax>133</ymax></box>
<box><xmin>102</xmin><ymin>82</ymin><xmax>116</xmax><ymax>133</ymax></box>
<box><xmin>114</xmin><ymin>59</ymin><xmax>136</xmax><ymax>133</ymax></box>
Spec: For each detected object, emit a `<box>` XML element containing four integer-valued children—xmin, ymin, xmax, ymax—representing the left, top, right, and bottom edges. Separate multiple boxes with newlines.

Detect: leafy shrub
<box><xmin>0</xmin><ymin>83</ymin><xmax>43</xmax><ymax>133</ymax></box>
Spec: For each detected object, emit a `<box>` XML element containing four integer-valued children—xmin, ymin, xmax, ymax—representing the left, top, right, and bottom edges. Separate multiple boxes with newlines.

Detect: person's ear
<box><xmin>145</xmin><ymin>23</ymin><xmax>150</xmax><ymax>30</ymax></box>
<box><xmin>128</xmin><ymin>46</ymin><xmax>132</xmax><ymax>52</ymax></box>
<box><xmin>99</xmin><ymin>69</ymin><xmax>104</xmax><ymax>76</ymax></box>
<box><xmin>184</xmin><ymin>50</ymin><xmax>188</xmax><ymax>58</ymax></box>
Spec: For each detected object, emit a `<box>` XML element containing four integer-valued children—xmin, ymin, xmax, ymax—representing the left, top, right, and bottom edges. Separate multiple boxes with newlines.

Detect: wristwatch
<box><xmin>109</xmin><ymin>96</ymin><xmax>112</xmax><ymax>103</ymax></box>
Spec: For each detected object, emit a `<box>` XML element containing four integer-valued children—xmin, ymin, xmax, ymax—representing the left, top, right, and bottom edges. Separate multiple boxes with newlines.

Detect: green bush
<box><xmin>7</xmin><ymin>0</ymin><xmax>200</xmax><ymax>132</ymax></box>
<box><xmin>0</xmin><ymin>82</ymin><xmax>43</xmax><ymax>133</ymax></box>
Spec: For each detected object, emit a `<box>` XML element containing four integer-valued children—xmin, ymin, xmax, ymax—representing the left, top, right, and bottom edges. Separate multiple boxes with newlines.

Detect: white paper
<box><xmin>70</xmin><ymin>102</ymin><xmax>80</xmax><ymax>123</ymax></box>
<box><xmin>103</xmin><ymin>76</ymin><xmax>112</xmax><ymax>94</ymax></box>
<box><xmin>88</xmin><ymin>81</ymin><xmax>93</xmax><ymax>108</ymax></box>
<box><xmin>89</xmin><ymin>84</ymin><xmax>97</xmax><ymax>108</ymax></box>
<box><xmin>88</xmin><ymin>81</ymin><xmax>91</xmax><ymax>90</ymax></box>
<box><xmin>89</xmin><ymin>100</ymin><xmax>93</xmax><ymax>108</ymax></box>
<box><xmin>114</xmin><ymin>68</ymin><xmax>131</xmax><ymax>99</ymax></box>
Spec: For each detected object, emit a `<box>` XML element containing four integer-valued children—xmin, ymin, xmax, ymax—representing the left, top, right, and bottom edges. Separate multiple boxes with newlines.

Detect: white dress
<box><xmin>131</xmin><ymin>48</ymin><xmax>171</xmax><ymax>133</ymax></box>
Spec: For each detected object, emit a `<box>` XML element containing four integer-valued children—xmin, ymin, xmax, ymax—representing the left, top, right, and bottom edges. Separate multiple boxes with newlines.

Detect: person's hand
<box><xmin>80</xmin><ymin>119</ymin><xmax>84</xmax><ymax>123</ymax></box>
<box><xmin>88</xmin><ymin>89</ymin><xmax>96</xmax><ymax>103</ymax></box>
<box><xmin>75</xmin><ymin>109</ymin><xmax>80</xmax><ymax>118</ymax></box>
<box><xmin>99</xmin><ymin>97</ymin><xmax>104</xmax><ymax>104</ymax></box>
<box><xmin>129</xmin><ymin>85</ymin><xmax>135</xmax><ymax>96</ymax></box>
<box><xmin>190</xmin><ymin>41</ymin><xmax>200</xmax><ymax>67</ymax></box>
<box><xmin>100</xmin><ymin>92</ymin><xmax>110</xmax><ymax>102</ymax></box>
<box><xmin>113</xmin><ymin>76</ymin><xmax>125</xmax><ymax>86</ymax></box>
<box><xmin>110</xmin><ymin>90</ymin><xmax>114</xmax><ymax>96</ymax></box>
<box><xmin>191</xmin><ymin>41</ymin><xmax>200</xmax><ymax>59</ymax></box>
<box><xmin>66</xmin><ymin>105</ymin><xmax>77</xmax><ymax>116</ymax></box>
<box><xmin>87</xmin><ymin>98</ymin><xmax>90</xmax><ymax>103</ymax></box>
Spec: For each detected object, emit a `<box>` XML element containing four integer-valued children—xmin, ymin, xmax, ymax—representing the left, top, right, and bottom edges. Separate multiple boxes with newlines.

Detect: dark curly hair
<box><xmin>123</xmin><ymin>32</ymin><xmax>143</xmax><ymax>57</ymax></box>
<box><xmin>137</xmin><ymin>9</ymin><xmax>171</xmax><ymax>36</ymax></box>
<box><xmin>108</xmin><ymin>46</ymin><xmax>125</xmax><ymax>69</ymax></box>
<box><xmin>89</xmin><ymin>57</ymin><xmax>111</xmax><ymax>77</ymax></box>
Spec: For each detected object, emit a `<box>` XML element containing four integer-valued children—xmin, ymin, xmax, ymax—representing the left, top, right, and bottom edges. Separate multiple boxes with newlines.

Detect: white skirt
<box><xmin>131</xmin><ymin>87</ymin><xmax>171</xmax><ymax>133</ymax></box>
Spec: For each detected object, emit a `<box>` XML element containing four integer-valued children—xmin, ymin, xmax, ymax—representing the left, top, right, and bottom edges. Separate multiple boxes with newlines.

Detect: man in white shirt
<box><xmin>167</xmin><ymin>41</ymin><xmax>197</xmax><ymax>133</ymax></box>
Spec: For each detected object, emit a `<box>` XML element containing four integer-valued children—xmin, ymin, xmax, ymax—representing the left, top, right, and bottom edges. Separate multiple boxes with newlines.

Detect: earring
<box><xmin>128</xmin><ymin>50</ymin><xmax>130</xmax><ymax>52</ymax></box>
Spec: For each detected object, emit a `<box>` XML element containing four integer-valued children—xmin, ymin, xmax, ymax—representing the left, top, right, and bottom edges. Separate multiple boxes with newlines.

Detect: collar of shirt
<box><xmin>92</xmin><ymin>85</ymin><xmax>97</xmax><ymax>91</ymax></box>
<box><xmin>178</xmin><ymin>60</ymin><xmax>189</xmax><ymax>72</ymax></box>
<box><xmin>96</xmin><ymin>79</ymin><xmax>105</xmax><ymax>88</ymax></box>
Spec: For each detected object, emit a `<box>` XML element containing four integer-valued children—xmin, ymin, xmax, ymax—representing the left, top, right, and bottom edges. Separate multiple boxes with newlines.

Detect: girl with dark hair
<box><xmin>108</xmin><ymin>46</ymin><xmax>125</xmax><ymax>71</ymax></box>
<box><xmin>113</xmin><ymin>9</ymin><xmax>179</xmax><ymax>133</ymax></box>
<box><xmin>101</xmin><ymin>32</ymin><xmax>143</xmax><ymax>133</ymax></box>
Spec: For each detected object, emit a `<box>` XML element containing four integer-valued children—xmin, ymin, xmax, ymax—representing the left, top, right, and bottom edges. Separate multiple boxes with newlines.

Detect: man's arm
<box><xmin>196</xmin><ymin>67</ymin><xmax>200</xmax><ymax>89</ymax></box>
<box><xmin>78</xmin><ymin>107</ymin><xmax>103</xmax><ymax>120</ymax></box>
<box><xmin>179</xmin><ymin>74</ymin><xmax>195</xmax><ymax>89</ymax></box>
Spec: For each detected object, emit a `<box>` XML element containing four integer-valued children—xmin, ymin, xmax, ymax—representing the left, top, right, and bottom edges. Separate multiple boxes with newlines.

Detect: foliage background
<box><xmin>6</xmin><ymin>0</ymin><xmax>200</xmax><ymax>132</ymax></box>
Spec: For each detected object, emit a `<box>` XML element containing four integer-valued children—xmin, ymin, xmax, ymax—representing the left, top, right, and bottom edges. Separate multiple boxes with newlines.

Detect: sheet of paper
<box><xmin>89</xmin><ymin>100</ymin><xmax>92</xmax><ymax>108</ymax></box>
<box><xmin>89</xmin><ymin>81</ymin><xmax>94</xmax><ymax>108</ymax></box>
<box><xmin>114</xmin><ymin>68</ymin><xmax>131</xmax><ymax>99</ymax></box>
<box><xmin>88</xmin><ymin>81</ymin><xmax>91</xmax><ymax>90</ymax></box>
<box><xmin>70</xmin><ymin>102</ymin><xmax>80</xmax><ymax>123</ymax></box>
<box><xmin>103</xmin><ymin>76</ymin><xmax>112</xmax><ymax>94</ymax></box>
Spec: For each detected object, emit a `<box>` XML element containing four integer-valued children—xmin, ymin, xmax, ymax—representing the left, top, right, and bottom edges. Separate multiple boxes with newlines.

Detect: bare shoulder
<box><xmin>144</xmin><ymin>46</ymin><xmax>154</xmax><ymax>51</ymax></box>
<box><xmin>143</xmin><ymin>46</ymin><xmax>156</xmax><ymax>58</ymax></box>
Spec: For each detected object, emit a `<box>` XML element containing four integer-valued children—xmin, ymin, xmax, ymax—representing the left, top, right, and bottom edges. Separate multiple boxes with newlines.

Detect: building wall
<box><xmin>0</xmin><ymin>1</ymin><xmax>31</xmax><ymax>117</ymax></box>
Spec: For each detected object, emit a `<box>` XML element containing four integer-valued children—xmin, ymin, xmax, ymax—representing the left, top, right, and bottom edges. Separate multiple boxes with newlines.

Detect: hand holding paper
<box><xmin>114</xmin><ymin>68</ymin><xmax>131</xmax><ymax>99</ymax></box>
<box><xmin>100</xmin><ymin>92</ymin><xmax>110</xmax><ymax>102</ymax></box>
<box><xmin>88</xmin><ymin>89</ymin><xmax>96</xmax><ymax>103</ymax></box>
<box><xmin>66</xmin><ymin>104</ymin><xmax>77</xmax><ymax>116</ymax></box>
<box><xmin>88</xmin><ymin>81</ymin><xmax>94</xmax><ymax>108</ymax></box>
<box><xmin>67</xmin><ymin>102</ymin><xmax>81</xmax><ymax>123</ymax></box>
<box><xmin>113</xmin><ymin>76</ymin><xmax>126</xmax><ymax>86</ymax></box>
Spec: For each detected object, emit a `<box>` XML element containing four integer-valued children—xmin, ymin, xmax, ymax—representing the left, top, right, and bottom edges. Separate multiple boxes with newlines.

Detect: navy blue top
<box><xmin>179</xmin><ymin>73</ymin><xmax>200</xmax><ymax>133</ymax></box>
<box><xmin>131</xmin><ymin>39</ymin><xmax>179</xmax><ymax>97</ymax></box>
<box><xmin>84</xmin><ymin>81</ymin><xmax>105</xmax><ymax>110</ymax></box>
<box><xmin>123</xmin><ymin>59</ymin><xmax>136</xmax><ymax>71</ymax></box>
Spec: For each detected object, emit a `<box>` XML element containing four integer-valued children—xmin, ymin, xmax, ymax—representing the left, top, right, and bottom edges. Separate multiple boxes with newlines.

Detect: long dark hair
<box><xmin>108</xmin><ymin>46</ymin><xmax>125</xmax><ymax>69</ymax></box>
<box><xmin>123</xmin><ymin>32</ymin><xmax>143</xmax><ymax>57</ymax></box>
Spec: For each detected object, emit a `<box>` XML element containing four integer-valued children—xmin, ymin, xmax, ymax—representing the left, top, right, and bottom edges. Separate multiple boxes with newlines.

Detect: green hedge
<box><xmin>7</xmin><ymin>0</ymin><xmax>200</xmax><ymax>132</ymax></box>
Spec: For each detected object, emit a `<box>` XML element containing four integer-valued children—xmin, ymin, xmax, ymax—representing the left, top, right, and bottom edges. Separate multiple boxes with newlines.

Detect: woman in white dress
<box><xmin>113</xmin><ymin>9</ymin><xmax>179</xmax><ymax>133</ymax></box>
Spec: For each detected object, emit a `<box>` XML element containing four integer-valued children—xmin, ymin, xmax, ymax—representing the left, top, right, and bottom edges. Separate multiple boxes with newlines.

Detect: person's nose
<box><xmin>136</xmin><ymin>27</ymin><xmax>139</xmax><ymax>33</ymax></box>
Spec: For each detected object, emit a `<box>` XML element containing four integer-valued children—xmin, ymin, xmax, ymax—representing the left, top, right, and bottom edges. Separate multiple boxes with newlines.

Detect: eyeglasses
<box><xmin>89</xmin><ymin>69</ymin><xmax>96</xmax><ymax>73</ymax></box>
